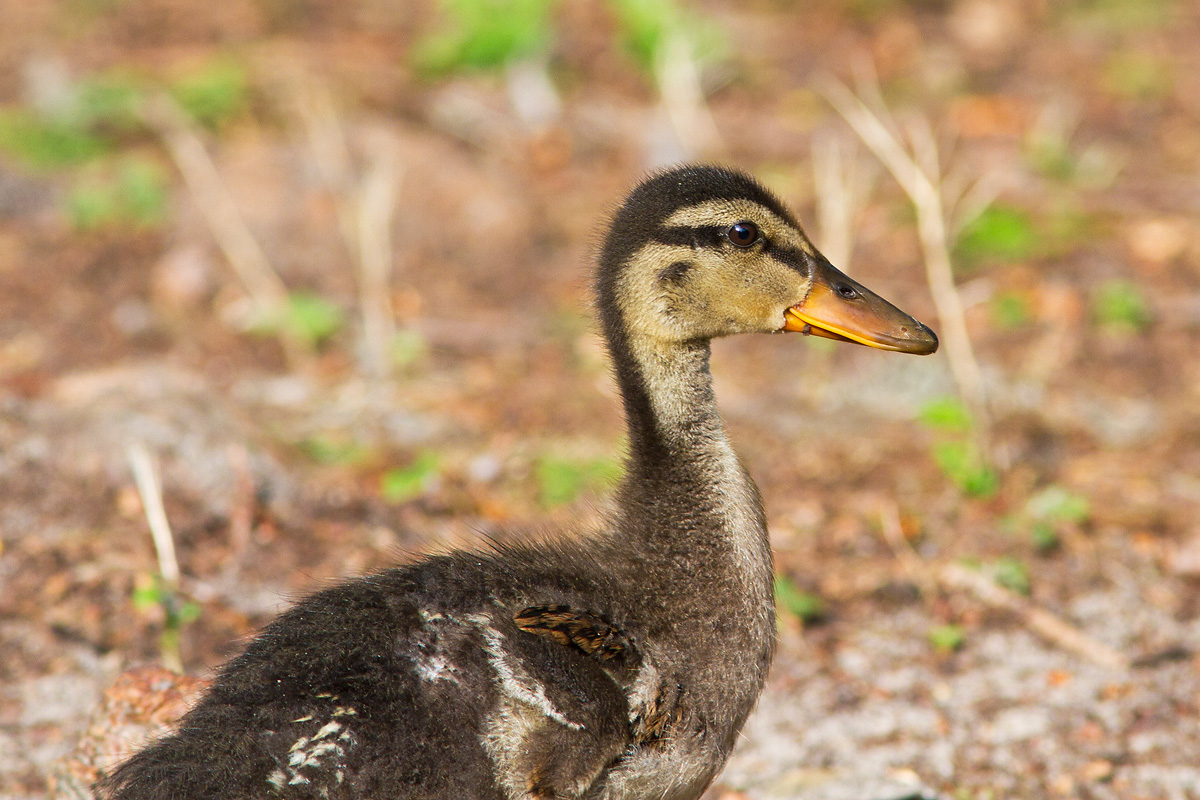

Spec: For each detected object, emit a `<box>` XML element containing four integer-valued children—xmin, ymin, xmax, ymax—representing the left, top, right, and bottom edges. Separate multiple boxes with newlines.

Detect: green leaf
<box><xmin>412</xmin><ymin>0</ymin><xmax>557</xmax><ymax>75</ymax></box>
<box><xmin>918</xmin><ymin>396</ymin><xmax>973</xmax><ymax>433</ymax></box>
<box><xmin>65</xmin><ymin>157</ymin><xmax>168</xmax><ymax>230</ymax></box>
<box><xmin>955</xmin><ymin>206</ymin><xmax>1036</xmax><ymax>267</ymax></box>
<box><xmin>0</xmin><ymin>109</ymin><xmax>110</xmax><ymax>169</ymax></box>
<box><xmin>933</xmin><ymin>441</ymin><xmax>999</xmax><ymax>498</ymax></box>
<box><xmin>928</xmin><ymin>623</ymin><xmax>965</xmax><ymax>653</ymax></box>
<box><xmin>170</xmin><ymin>59</ymin><xmax>248</xmax><ymax>128</ymax></box>
<box><xmin>991</xmin><ymin>556</ymin><xmax>1031</xmax><ymax>595</ymax></box>
<box><xmin>1027</xmin><ymin>486</ymin><xmax>1090</xmax><ymax>523</ymax></box>
<box><xmin>1031</xmin><ymin>522</ymin><xmax>1060</xmax><ymax>553</ymax></box>
<box><xmin>1091</xmin><ymin>279</ymin><xmax>1150</xmax><ymax>331</ymax></box>
<box><xmin>990</xmin><ymin>292</ymin><xmax>1032</xmax><ymax>330</ymax></box>
<box><xmin>774</xmin><ymin>575</ymin><xmax>825</xmax><ymax>622</ymax></box>
<box><xmin>75</xmin><ymin>72</ymin><xmax>146</xmax><ymax>130</ymax></box>
<box><xmin>282</xmin><ymin>292</ymin><xmax>345</xmax><ymax>348</ymax></box>
<box><xmin>299</xmin><ymin>435</ymin><xmax>372</xmax><ymax>465</ymax></box>
<box><xmin>116</xmin><ymin>158</ymin><xmax>169</xmax><ymax>226</ymax></box>
<box><xmin>175</xmin><ymin>601</ymin><xmax>202</xmax><ymax>625</ymax></box>
<box><xmin>67</xmin><ymin>179</ymin><xmax>120</xmax><ymax>230</ymax></box>
<box><xmin>381</xmin><ymin>452</ymin><xmax>441</xmax><ymax>503</ymax></box>
<box><xmin>536</xmin><ymin>455</ymin><xmax>620</xmax><ymax>508</ymax></box>
<box><xmin>390</xmin><ymin>329</ymin><xmax>427</xmax><ymax>369</ymax></box>
<box><xmin>608</xmin><ymin>0</ymin><xmax>724</xmax><ymax>73</ymax></box>
<box><xmin>1103</xmin><ymin>50</ymin><xmax>1174</xmax><ymax>101</ymax></box>
<box><xmin>131</xmin><ymin>579</ymin><xmax>165</xmax><ymax>611</ymax></box>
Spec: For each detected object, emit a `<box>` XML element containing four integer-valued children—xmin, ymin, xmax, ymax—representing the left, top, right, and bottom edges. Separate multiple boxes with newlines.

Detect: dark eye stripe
<box><xmin>652</xmin><ymin>226</ymin><xmax>726</xmax><ymax>249</ymax></box>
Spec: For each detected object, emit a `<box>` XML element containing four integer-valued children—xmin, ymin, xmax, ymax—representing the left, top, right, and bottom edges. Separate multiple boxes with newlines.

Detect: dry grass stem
<box><xmin>126</xmin><ymin>441</ymin><xmax>180</xmax><ymax>589</ymax></box>
<box><xmin>812</xmin><ymin>132</ymin><xmax>876</xmax><ymax>270</ymax></box>
<box><xmin>290</xmin><ymin>77</ymin><xmax>357</xmax><ymax>254</ymax></box>
<box><xmin>289</xmin><ymin>78</ymin><xmax>402</xmax><ymax>378</ymax></box>
<box><xmin>657</xmin><ymin>33</ymin><xmax>723</xmax><ymax>158</ymax></box>
<box><xmin>819</xmin><ymin>72</ymin><xmax>990</xmax><ymax>447</ymax></box>
<box><xmin>143</xmin><ymin>94</ymin><xmax>289</xmax><ymax>315</ymax></box>
<box><xmin>878</xmin><ymin>503</ymin><xmax>1129</xmax><ymax>670</ymax></box>
<box><xmin>939</xmin><ymin>563</ymin><xmax>1131</xmax><ymax>671</ymax></box>
<box><xmin>505</xmin><ymin>57</ymin><xmax>562</xmax><ymax>130</ymax></box>
<box><xmin>356</xmin><ymin>136</ymin><xmax>400</xmax><ymax>378</ymax></box>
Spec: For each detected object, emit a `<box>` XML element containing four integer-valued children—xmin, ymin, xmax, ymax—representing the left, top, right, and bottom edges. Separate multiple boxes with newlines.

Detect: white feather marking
<box><xmin>468</xmin><ymin>613</ymin><xmax>584</xmax><ymax>730</ymax></box>
<box><xmin>313</xmin><ymin>720</ymin><xmax>342</xmax><ymax>740</ymax></box>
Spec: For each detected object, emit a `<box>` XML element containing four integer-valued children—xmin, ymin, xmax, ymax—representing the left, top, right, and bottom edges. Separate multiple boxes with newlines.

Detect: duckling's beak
<box><xmin>783</xmin><ymin>258</ymin><xmax>939</xmax><ymax>355</ymax></box>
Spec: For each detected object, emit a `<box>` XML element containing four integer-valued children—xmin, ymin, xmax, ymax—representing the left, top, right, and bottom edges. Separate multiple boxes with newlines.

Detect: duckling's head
<box><xmin>597</xmin><ymin>165</ymin><xmax>938</xmax><ymax>355</ymax></box>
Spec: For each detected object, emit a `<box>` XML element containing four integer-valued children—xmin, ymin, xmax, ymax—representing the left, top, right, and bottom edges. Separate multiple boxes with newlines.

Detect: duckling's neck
<box><xmin>609</xmin><ymin>328</ymin><xmax>771</xmax><ymax>579</ymax></box>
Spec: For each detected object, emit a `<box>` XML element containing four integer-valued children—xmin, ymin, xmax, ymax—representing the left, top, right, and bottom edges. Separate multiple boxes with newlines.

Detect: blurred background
<box><xmin>0</xmin><ymin>0</ymin><xmax>1198</xmax><ymax>798</ymax></box>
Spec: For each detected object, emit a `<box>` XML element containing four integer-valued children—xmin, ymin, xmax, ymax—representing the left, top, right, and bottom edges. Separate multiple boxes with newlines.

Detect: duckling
<box><xmin>101</xmin><ymin>165</ymin><xmax>937</xmax><ymax>800</ymax></box>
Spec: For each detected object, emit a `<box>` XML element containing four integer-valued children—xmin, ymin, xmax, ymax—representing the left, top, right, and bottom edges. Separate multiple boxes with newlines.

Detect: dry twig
<box><xmin>939</xmin><ymin>562</ymin><xmax>1131</xmax><ymax>671</ymax></box>
<box><xmin>126</xmin><ymin>441</ymin><xmax>186</xmax><ymax>674</ymax></box>
<box><xmin>289</xmin><ymin>78</ymin><xmax>401</xmax><ymax>378</ymax></box>
<box><xmin>819</xmin><ymin>68</ymin><xmax>993</xmax><ymax>448</ymax></box>
<box><xmin>877</xmin><ymin>502</ymin><xmax>1130</xmax><ymax>671</ymax></box>
<box><xmin>356</xmin><ymin>136</ymin><xmax>400</xmax><ymax>378</ymax></box>
<box><xmin>143</xmin><ymin>94</ymin><xmax>289</xmax><ymax>316</ymax></box>
<box><xmin>812</xmin><ymin>131</ymin><xmax>877</xmax><ymax>270</ymax></box>
<box><xmin>126</xmin><ymin>442</ymin><xmax>180</xmax><ymax>589</ymax></box>
<box><xmin>656</xmin><ymin>32</ymin><xmax>723</xmax><ymax>159</ymax></box>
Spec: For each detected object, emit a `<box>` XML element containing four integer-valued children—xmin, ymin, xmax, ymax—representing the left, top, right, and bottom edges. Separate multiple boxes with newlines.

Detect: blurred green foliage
<box><xmin>1027</xmin><ymin>485</ymin><xmax>1090</xmax><ymax>524</ymax></box>
<box><xmin>536</xmin><ymin>454</ymin><xmax>620</xmax><ymax>508</ymax></box>
<box><xmin>990</xmin><ymin>291</ymin><xmax>1033</xmax><ymax>330</ymax></box>
<box><xmin>918</xmin><ymin>395</ymin><xmax>973</xmax><ymax>434</ymax></box>
<box><xmin>67</xmin><ymin>157</ymin><xmax>169</xmax><ymax>230</ymax></box>
<box><xmin>0</xmin><ymin>110</ymin><xmax>110</xmax><ymax>169</ymax></box>
<box><xmin>412</xmin><ymin>0</ymin><xmax>557</xmax><ymax>75</ymax></box>
<box><xmin>390</xmin><ymin>329</ymin><xmax>428</xmax><ymax>370</ymax></box>
<box><xmin>169</xmin><ymin>59</ymin><xmax>249</xmax><ymax>128</ymax></box>
<box><xmin>1091</xmin><ymin>279</ymin><xmax>1150</xmax><ymax>331</ymax></box>
<box><xmin>990</xmin><ymin>556</ymin><xmax>1031</xmax><ymax>595</ymax></box>
<box><xmin>1103</xmin><ymin>50</ymin><xmax>1174</xmax><ymax>102</ymax></box>
<box><xmin>928</xmin><ymin>623</ymin><xmax>965</xmax><ymax>653</ymax></box>
<box><xmin>382</xmin><ymin>452</ymin><xmax>442</xmax><ymax>502</ymax></box>
<box><xmin>918</xmin><ymin>397</ymin><xmax>997</xmax><ymax>498</ymax></box>
<box><xmin>132</xmin><ymin>573</ymin><xmax>201</xmax><ymax>672</ymax></box>
<box><xmin>75</xmin><ymin>71</ymin><xmax>147</xmax><ymax>130</ymax></box>
<box><xmin>1023</xmin><ymin>485</ymin><xmax>1090</xmax><ymax>552</ymax></box>
<box><xmin>955</xmin><ymin>206</ymin><xmax>1036</xmax><ymax>267</ymax></box>
<box><xmin>1062</xmin><ymin>0</ymin><xmax>1176</xmax><ymax>31</ymax></box>
<box><xmin>299</xmin><ymin>435</ymin><xmax>373</xmax><ymax>466</ymax></box>
<box><xmin>411</xmin><ymin>0</ymin><xmax>723</xmax><ymax>78</ymax></box>
<box><xmin>282</xmin><ymin>292</ymin><xmax>346</xmax><ymax>348</ymax></box>
<box><xmin>774</xmin><ymin>574</ymin><xmax>825</xmax><ymax>623</ymax></box>
<box><xmin>609</xmin><ymin>0</ymin><xmax>723</xmax><ymax>72</ymax></box>
<box><xmin>933</xmin><ymin>441</ymin><xmax>999</xmax><ymax>498</ymax></box>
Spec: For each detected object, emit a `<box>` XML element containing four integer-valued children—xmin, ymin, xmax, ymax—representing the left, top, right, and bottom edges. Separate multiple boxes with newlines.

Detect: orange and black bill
<box><xmin>783</xmin><ymin>259</ymin><xmax>938</xmax><ymax>355</ymax></box>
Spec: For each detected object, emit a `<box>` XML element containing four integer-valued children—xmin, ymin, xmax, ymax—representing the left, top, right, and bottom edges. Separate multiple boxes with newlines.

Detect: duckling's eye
<box><xmin>726</xmin><ymin>222</ymin><xmax>759</xmax><ymax>248</ymax></box>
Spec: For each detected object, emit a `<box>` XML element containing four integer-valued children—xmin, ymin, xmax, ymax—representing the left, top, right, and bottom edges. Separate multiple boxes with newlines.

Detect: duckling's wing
<box><xmin>513</xmin><ymin>605</ymin><xmax>640</xmax><ymax>672</ymax></box>
<box><xmin>513</xmin><ymin>604</ymin><xmax>683</xmax><ymax>746</ymax></box>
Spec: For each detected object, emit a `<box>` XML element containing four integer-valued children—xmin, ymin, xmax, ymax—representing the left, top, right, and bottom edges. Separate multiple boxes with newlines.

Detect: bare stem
<box><xmin>820</xmin><ymin>75</ymin><xmax>990</xmax><ymax>447</ymax></box>
<box><xmin>356</xmin><ymin>136</ymin><xmax>400</xmax><ymax>378</ymax></box>
<box><xmin>126</xmin><ymin>441</ymin><xmax>185</xmax><ymax>673</ymax></box>
<box><xmin>143</xmin><ymin>94</ymin><xmax>289</xmax><ymax>316</ymax></box>
<box><xmin>656</xmin><ymin>32</ymin><xmax>723</xmax><ymax>159</ymax></box>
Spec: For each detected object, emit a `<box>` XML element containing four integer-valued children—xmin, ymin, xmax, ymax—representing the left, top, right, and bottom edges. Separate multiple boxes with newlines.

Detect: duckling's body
<box><xmin>103</xmin><ymin>166</ymin><xmax>936</xmax><ymax>800</ymax></box>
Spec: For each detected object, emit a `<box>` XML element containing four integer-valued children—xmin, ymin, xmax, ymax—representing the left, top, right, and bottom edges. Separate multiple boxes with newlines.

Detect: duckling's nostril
<box><xmin>837</xmin><ymin>285</ymin><xmax>858</xmax><ymax>299</ymax></box>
